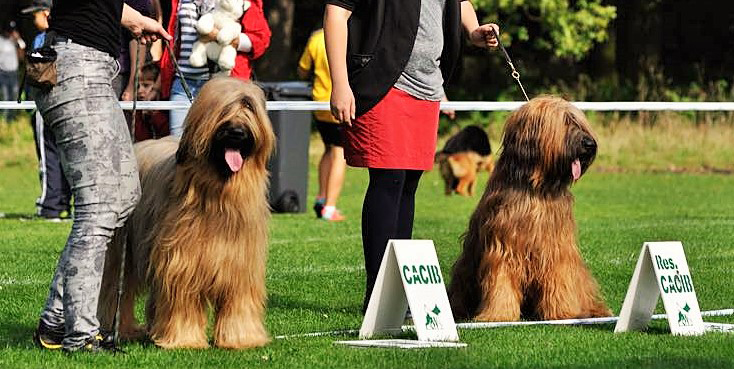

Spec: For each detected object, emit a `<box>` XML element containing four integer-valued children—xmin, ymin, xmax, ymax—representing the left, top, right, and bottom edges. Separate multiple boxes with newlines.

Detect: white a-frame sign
<box><xmin>359</xmin><ymin>240</ymin><xmax>459</xmax><ymax>342</ymax></box>
<box><xmin>615</xmin><ymin>241</ymin><xmax>705</xmax><ymax>335</ymax></box>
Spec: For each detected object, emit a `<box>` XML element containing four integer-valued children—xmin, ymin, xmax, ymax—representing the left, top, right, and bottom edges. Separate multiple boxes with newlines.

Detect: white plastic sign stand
<box><xmin>358</xmin><ymin>240</ymin><xmax>460</xmax><ymax>343</ymax></box>
<box><xmin>615</xmin><ymin>241</ymin><xmax>705</xmax><ymax>335</ymax></box>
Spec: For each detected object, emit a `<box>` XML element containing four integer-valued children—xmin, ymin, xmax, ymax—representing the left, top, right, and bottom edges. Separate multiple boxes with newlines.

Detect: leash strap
<box><xmin>130</xmin><ymin>40</ymin><xmax>141</xmax><ymax>141</ymax></box>
<box><xmin>164</xmin><ymin>39</ymin><xmax>194</xmax><ymax>102</ymax></box>
<box><xmin>491</xmin><ymin>27</ymin><xmax>530</xmax><ymax>101</ymax></box>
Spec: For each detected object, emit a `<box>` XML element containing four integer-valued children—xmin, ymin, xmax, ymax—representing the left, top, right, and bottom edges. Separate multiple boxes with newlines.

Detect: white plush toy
<box><xmin>189</xmin><ymin>0</ymin><xmax>251</xmax><ymax>73</ymax></box>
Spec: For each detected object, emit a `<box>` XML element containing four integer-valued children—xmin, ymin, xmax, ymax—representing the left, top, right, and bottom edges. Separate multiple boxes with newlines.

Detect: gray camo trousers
<box><xmin>34</xmin><ymin>41</ymin><xmax>141</xmax><ymax>350</ymax></box>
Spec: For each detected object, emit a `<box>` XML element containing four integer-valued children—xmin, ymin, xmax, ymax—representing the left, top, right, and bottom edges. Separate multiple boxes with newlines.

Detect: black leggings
<box><xmin>362</xmin><ymin>168</ymin><xmax>423</xmax><ymax>310</ymax></box>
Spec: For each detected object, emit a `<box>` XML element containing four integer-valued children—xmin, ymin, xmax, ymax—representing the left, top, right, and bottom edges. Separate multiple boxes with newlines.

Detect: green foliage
<box><xmin>471</xmin><ymin>0</ymin><xmax>616</xmax><ymax>60</ymax></box>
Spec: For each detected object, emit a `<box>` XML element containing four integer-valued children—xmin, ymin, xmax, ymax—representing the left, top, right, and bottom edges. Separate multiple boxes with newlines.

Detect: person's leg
<box><xmin>169</xmin><ymin>77</ymin><xmax>205</xmax><ymax>137</ymax></box>
<box><xmin>169</xmin><ymin>77</ymin><xmax>189</xmax><ymax>137</ymax></box>
<box><xmin>34</xmin><ymin>111</ymin><xmax>72</xmax><ymax>218</ymax></box>
<box><xmin>7</xmin><ymin>70</ymin><xmax>19</xmax><ymax>121</ymax></box>
<box><xmin>35</xmin><ymin>42</ymin><xmax>140</xmax><ymax>351</ymax></box>
<box><xmin>324</xmin><ymin>145</ymin><xmax>346</xmax><ymax>208</ymax></box>
<box><xmin>361</xmin><ymin>168</ymin><xmax>406</xmax><ymax>310</ymax></box>
<box><xmin>316</xmin><ymin>146</ymin><xmax>329</xmax><ymax>202</ymax></box>
<box><xmin>317</xmin><ymin>121</ymin><xmax>347</xmax><ymax>220</ymax></box>
<box><xmin>0</xmin><ymin>71</ymin><xmax>11</xmax><ymax>121</ymax></box>
<box><xmin>395</xmin><ymin>169</ymin><xmax>423</xmax><ymax>239</ymax></box>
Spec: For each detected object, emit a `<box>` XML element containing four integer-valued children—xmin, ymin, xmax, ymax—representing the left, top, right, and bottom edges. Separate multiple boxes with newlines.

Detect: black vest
<box><xmin>328</xmin><ymin>0</ymin><xmax>464</xmax><ymax>116</ymax></box>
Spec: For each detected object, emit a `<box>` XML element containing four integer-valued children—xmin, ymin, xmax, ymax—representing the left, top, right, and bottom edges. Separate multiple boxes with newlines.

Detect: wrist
<box><xmin>236</xmin><ymin>33</ymin><xmax>252</xmax><ymax>52</ymax></box>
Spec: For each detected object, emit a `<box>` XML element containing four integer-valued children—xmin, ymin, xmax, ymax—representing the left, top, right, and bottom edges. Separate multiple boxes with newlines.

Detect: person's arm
<box><xmin>324</xmin><ymin>4</ymin><xmax>354</xmax><ymax>125</ymax></box>
<box><xmin>148</xmin><ymin>0</ymin><xmax>164</xmax><ymax>61</ymax></box>
<box><xmin>121</xmin><ymin>3</ymin><xmax>171</xmax><ymax>44</ymax></box>
<box><xmin>460</xmin><ymin>1</ymin><xmax>499</xmax><ymax>49</ymax></box>
<box><xmin>441</xmin><ymin>95</ymin><xmax>456</xmax><ymax>120</ymax></box>
<box><xmin>122</xmin><ymin>39</ymin><xmax>148</xmax><ymax>101</ymax></box>
<box><xmin>297</xmin><ymin>36</ymin><xmax>314</xmax><ymax>80</ymax></box>
<box><xmin>232</xmin><ymin>0</ymin><xmax>271</xmax><ymax>58</ymax></box>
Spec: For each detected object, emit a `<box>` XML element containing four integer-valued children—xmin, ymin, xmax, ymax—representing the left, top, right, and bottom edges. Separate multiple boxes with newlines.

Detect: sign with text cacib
<box><xmin>359</xmin><ymin>240</ymin><xmax>459</xmax><ymax>342</ymax></box>
<box><xmin>615</xmin><ymin>241</ymin><xmax>705</xmax><ymax>335</ymax></box>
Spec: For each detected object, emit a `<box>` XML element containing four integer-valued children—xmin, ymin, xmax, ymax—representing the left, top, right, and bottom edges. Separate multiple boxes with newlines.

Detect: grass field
<box><xmin>1</xmin><ymin>118</ymin><xmax>733</xmax><ymax>368</ymax></box>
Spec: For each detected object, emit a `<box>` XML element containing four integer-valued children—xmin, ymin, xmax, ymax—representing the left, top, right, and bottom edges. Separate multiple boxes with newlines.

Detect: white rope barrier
<box><xmin>3</xmin><ymin>100</ymin><xmax>734</xmax><ymax>111</ymax></box>
<box><xmin>274</xmin><ymin>308</ymin><xmax>734</xmax><ymax>339</ymax></box>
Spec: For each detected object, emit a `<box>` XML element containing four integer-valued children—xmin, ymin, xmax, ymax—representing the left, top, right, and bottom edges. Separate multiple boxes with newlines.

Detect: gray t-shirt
<box><xmin>394</xmin><ymin>0</ymin><xmax>446</xmax><ymax>101</ymax></box>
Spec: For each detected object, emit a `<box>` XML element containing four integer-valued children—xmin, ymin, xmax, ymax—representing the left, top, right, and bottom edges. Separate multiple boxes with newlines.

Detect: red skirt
<box><xmin>344</xmin><ymin>88</ymin><xmax>440</xmax><ymax>170</ymax></box>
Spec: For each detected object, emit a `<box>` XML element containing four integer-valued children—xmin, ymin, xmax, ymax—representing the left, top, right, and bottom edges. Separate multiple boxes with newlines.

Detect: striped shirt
<box><xmin>177</xmin><ymin>0</ymin><xmax>210</xmax><ymax>79</ymax></box>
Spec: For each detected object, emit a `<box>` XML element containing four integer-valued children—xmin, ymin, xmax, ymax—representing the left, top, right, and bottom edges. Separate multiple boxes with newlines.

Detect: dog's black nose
<box><xmin>227</xmin><ymin>126</ymin><xmax>246</xmax><ymax>138</ymax></box>
<box><xmin>582</xmin><ymin>137</ymin><xmax>596</xmax><ymax>152</ymax></box>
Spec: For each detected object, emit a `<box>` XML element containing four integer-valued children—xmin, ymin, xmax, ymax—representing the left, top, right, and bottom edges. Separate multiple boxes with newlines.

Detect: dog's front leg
<box><xmin>536</xmin><ymin>259</ymin><xmax>611</xmax><ymax>320</ymax></box>
<box><xmin>149</xmin><ymin>286</ymin><xmax>209</xmax><ymax>349</ymax></box>
<box><xmin>213</xmin><ymin>290</ymin><xmax>270</xmax><ymax>349</ymax></box>
<box><xmin>473</xmin><ymin>254</ymin><xmax>523</xmax><ymax>321</ymax></box>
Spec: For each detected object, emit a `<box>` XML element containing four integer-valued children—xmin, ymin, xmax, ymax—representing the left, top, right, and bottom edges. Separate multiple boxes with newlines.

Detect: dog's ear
<box><xmin>176</xmin><ymin>141</ymin><xmax>190</xmax><ymax>164</ymax></box>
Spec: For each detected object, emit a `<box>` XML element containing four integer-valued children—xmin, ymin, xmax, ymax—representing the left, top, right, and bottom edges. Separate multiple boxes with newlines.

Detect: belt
<box><xmin>53</xmin><ymin>35</ymin><xmax>73</xmax><ymax>44</ymax></box>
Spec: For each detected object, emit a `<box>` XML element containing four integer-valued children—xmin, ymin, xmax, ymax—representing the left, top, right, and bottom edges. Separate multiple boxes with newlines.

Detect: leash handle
<box><xmin>490</xmin><ymin>27</ymin><xmax>530</xmax><ymax>102</ymax></box>
<box><xmin>164</xmin><ymin>39</ymin><xmax>194</xmax><ymax>102</ymax></box>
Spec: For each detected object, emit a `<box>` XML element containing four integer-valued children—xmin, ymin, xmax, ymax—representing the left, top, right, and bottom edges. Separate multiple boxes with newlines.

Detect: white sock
<box><xmin>322</xmin><ymin>206</ymin><xmax>336</xmax><ymax>219</ymax></box>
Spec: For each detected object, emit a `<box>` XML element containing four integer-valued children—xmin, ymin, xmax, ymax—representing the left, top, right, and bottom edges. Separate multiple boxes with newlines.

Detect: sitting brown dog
<box><xmin>448</xmin><ymin>96</ymin><xmax>611</xmax><ymax>322</ymax></box>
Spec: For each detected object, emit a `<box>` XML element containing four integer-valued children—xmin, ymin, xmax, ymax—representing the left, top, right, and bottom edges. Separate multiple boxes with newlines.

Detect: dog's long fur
<box><xmin>98</xmin><ymin>77</ymin><xmax>275</xmax><ymax>349</ymax></box>
<box><xmin>448</xmin><ymin>96</ymin><xmax>611</xmax><ymax>321</ymax></box>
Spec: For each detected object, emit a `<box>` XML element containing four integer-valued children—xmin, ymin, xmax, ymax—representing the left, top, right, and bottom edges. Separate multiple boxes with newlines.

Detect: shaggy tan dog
<box><xmin>98</xmin><ymin>77</ymin><xmax>275</xmax><ymax>349</ymax></box>
<box><xmin>448</xmin><ymin>96</ymin><xmax>611</xmax><ymax>321</ymax></box>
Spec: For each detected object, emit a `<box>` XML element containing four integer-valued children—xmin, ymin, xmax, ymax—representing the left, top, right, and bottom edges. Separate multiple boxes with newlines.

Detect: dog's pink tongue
<box><xmin>572</xmin><ymin>159</ymin><xmax>581</xmax><ymax>181</ymax></box>
<box><xmin>225</xmin><ymin>149</ymin><xmax>243</xmax><ymax>173</ymax></box>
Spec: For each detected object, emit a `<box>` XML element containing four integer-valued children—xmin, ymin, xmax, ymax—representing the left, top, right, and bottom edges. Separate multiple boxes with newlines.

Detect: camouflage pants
<box><xmin>34</xmin><ymin>41</ymin><xmax>141</xmax><ymax>349</ymax></box>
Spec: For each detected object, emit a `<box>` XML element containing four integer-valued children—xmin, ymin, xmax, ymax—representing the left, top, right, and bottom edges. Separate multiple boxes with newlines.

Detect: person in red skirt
<box><xmin>324</xmin><ymin>0</ymin><xmax>500</xmax><ymax>311</ymax></box>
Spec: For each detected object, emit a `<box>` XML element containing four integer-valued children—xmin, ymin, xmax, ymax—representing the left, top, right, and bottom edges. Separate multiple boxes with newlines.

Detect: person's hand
<box><xmin>200</xmin><ymin>29</ymin><xmax>219</xmax><ymax>43</ymax></box>
<box><xmin>330</xmin><ymin>83</ymin><xmax>356</xmax><ymax>126</ymax></box>
<box><xmin>441</xmin><ymin>108</ymin><xmax>456</xmax><ymax>120</ymax></box>
<box><xmin>121</xmin><ymin>86</ymin><xmax>134</xmax><ymax>101</ymax></box>
<box><xmin>470</xmin><ymin>23</ymin><xmax>499</xmax><ymax>49</ymax></box>
<box><xmin>230</xmin><ymin>34</ymin><xmax>239</xmax><ymax>49</ymax></box>
<box><xmin>128</xmin><ymin>14</ymin><xmax>171</xmax><ymax>44</ymax></box>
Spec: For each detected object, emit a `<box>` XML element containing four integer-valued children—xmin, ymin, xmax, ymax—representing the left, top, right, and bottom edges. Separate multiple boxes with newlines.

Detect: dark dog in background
<box><xmin>435</xmin><ymin>125</ymin><xmax>494</xmax><ymax>196</ymax></box>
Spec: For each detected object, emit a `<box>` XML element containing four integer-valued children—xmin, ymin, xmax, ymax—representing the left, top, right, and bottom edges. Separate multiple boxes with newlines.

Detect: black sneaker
<box><xmin>65</xmin><ymin>331</ymin><xmax>123</xmax><ymax>354</ymax></box>
<box><xmin>313</xmin><ymin>198</ymin><xmax>325</xmax><ymax>219</ymax></box>
<box><xmin>38</xmin><ymin>210</ymin><xmax>71</xmax><ymax>222</ymax></box>
<box><xmin>32</xmin><ymin>321</ymin><xmax>64</xmax><ymax>350</ymax></box>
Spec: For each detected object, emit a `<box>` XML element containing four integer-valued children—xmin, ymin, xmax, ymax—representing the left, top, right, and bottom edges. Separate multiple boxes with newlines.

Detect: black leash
<box><xmin>491</xmin><ymin>27</ymin><xmax>530</xmax><ymax>101</ymax></box>
<box><xmin>164</xmin><ymin>39</ymin><xmax>194</xmax><ymax>102</ymax></box>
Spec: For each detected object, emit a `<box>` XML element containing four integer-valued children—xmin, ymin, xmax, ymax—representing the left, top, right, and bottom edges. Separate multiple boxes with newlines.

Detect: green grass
<box><xmin>1</xmin><ymin>121</ymin><xmax>734</xmax><ymax>368</ymax></box>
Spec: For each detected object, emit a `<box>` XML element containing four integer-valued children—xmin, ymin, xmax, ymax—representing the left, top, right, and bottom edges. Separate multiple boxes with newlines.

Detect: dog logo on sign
<box><xmin>677</xmin><ymin>303</ymin><xmax>692</xmax><ymax>327</ymax></box>
<box><xmin>424</xmin><ymin>304</ymin><xmax>444</xmax><ymax>330</ymax></box>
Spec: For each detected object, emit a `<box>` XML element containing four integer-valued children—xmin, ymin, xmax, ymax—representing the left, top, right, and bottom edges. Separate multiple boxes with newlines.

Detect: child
<box><xmin>134</xmin><ymin>62</ymin><xmax>169</xmax><ymax>141</ymax></box>
<box><xmin>298</xmin><ymin>27</ymin><xmax>347</xmax><ymax>221</ymax></box>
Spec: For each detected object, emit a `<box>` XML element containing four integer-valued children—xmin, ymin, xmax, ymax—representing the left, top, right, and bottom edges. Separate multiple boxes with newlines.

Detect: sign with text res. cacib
<box><xmin>615</xmin><ymin>241</ymin><xmax>705</xmax><ymax>335</ymax></box>
<box><xmin>359</xmin><ymin>239</ymin><xmax>459</xmax><ymax>342</ymax></box>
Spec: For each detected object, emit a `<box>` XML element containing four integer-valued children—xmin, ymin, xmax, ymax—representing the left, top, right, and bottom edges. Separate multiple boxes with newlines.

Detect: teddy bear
<box><xmin>189</xmin><ymin>0</ymin><xmax>251</xmax><ymax>73</ymax></box>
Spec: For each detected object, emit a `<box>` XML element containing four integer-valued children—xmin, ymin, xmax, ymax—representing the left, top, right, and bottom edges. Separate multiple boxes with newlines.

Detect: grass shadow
<box><xmin>0</xmin><ymin>321</ymin><xmax>35</xmax><ymax>348</ymax></box>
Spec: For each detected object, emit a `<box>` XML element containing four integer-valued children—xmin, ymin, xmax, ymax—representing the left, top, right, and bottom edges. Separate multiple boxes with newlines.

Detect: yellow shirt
<box><xmin>298</xmin><ymin>29</ymin><xmax>338</xmax><ymax>123</ymax></box>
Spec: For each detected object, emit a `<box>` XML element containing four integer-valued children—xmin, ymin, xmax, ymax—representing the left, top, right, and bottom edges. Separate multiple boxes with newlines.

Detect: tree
<box><xmin>472</xmin><ymin>0</ymin><xmax>616</xmax><ymax>60</ymax></box>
